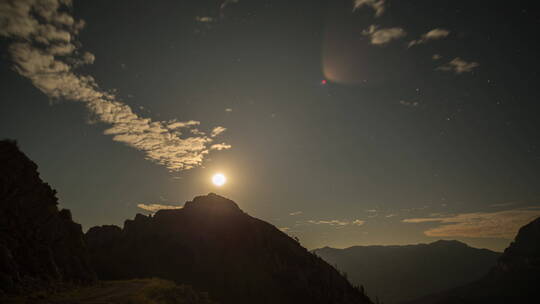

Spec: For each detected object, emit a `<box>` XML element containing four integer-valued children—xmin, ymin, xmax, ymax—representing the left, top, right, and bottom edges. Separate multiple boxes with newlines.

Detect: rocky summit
<box><xmin>0</xmin><ymin>140</ymin><xmax>96</xmax><ymax>294</ymax></box>
<box><xmin>85</xmin><ymin>193</ymin><xmax>372</xmax><ymax>304</ymax></box>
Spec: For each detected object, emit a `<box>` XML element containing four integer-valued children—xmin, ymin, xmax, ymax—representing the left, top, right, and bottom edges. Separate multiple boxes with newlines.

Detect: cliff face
<box><xmin>405</xmin><ymin>217</ymin><xmax>540</xmax><ymax>304</ymax></box>
<box><xmin>496</xmin><ymin>216</ymin><xmax>540</xmax><ymax>273</ymax></box>
<box><xmin>314</xmin><ymin>240</ymin><xmax>500</xmax><ymax>304</ymax></box>
<box><xmin>0</xmin><ymin>140</ymin><xmax>96</xmax><ymax>294</ymax></box>
<box><xmin>86</xmin><ymin>193</ymin><xmax>372</xmax><ymax>304</ymax></box>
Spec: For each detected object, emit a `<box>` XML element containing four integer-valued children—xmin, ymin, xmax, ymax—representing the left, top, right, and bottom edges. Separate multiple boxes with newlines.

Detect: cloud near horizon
<box><xmin>403</xmin><ymin>208</ymin><xmax>540</xmax><ymax>239</ymax></box>
<box><xmin>0</xmin><ymin>0</ymin><xmax>230</xmax><ymax>171</ymax></box>
<box><xmin>137</xmin><ymin>203</ymin><xmax>183</xmax><ymax>212</ymax></box>
<box><xmin>308</xmin><ymin>219</ymin><xmax>365</xmax><ymax>226</ymax></box>
<box><xmin>362</xmin><ymin>25</ymin><xmax>406</xmax><ymax>46</ymax></box>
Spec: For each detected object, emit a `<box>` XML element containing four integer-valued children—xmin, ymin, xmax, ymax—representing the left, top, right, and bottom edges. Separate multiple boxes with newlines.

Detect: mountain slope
<box><xmin>0</xmin><ymin>140</ymin><xmax>96</xmax><ymax>294</ymax></box>
<box><xmin>313</xmin><ymin>240</ymin><xmax>500</xmax><ymax>304</ymax></box>
<box><xmin>405</xmin><ymin>216</ymin><xmax>540</xmax><ymax>304</ymax></box>
<box><xmin>85</xmin><ymin>193</ymin><xmax>372</xmax><ymax>304</ymax></box>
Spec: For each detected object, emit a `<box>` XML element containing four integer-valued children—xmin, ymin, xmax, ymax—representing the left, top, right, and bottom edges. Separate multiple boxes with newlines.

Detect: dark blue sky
<box><xmin>1</xmin><ymin>0</ymin><xmax>539</xmax><ymax>251</ymax></box>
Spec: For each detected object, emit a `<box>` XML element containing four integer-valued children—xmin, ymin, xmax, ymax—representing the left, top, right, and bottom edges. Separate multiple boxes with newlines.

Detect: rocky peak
<box><xmin>182</xmin><ymin>193</ymin><xmax>242</xmax><ymax>214</ymax></box>
<box><xmin>497</xmin><ymin>216</ymin><xmax>540</xmax><ymax>272</ymax></box>
<box><xmin>85</xmin><ymin>193</ymin><xmax>371</xmax><ymax>304</ymax></box>
<box><xmin>0</xmin><ymin>140</ymin><xmax>96</xmax><ymax>294</ymax></box>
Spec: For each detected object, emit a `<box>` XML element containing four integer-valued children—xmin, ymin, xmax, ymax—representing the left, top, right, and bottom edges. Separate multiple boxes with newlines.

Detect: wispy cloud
<box><xmin>362</xmin><ymin>25</ymin><xmax>406</xmax><ymax>46</ymax></box>
<box><xmin>403</xmin><ymin>208</ymin><xmax>540</xmax><ymax>238</ymax></box>
<box><xmin>210</xmin><ymin>143</ymin><xmax>232</xmax><ymax>151</ymax></box>
<box><xmin>0</xmin><ymin>0</ymin><xmax>230</xmax><ymax>171</ymax></box>
<box><xmin>195</xmin><ymin>16</ymin><xmax>214</xmax><ymax>23</ymax></box>
<box><xmin>432</xmin><ymin>54</ymin><xmax>442</xmax><ymax>60</ymax></box>
<box><xmin>408</xmin><ymin>28</ymin><xmax>450</xmax><ymax>47</ymax></box>
<box><xmin>352</xmin><ymin>219</ymin><xmax>365</xmax><ymax>225</ymax></box>
<box><xmin>289</xmin><ymin>211</ymin><xmax>303</xmax><ymax>216</ymax></box>
<box><xmin>307</xmin><ymin>219</ymin><xmax>365</xmax><ymax>226</ymax></box>
<box><xmin>353</xmin><ymin>0</ymin><xmax>386</xmax><ymax>17</ymax></box>
<box><xmin>220</xmin><ymin>0</ymin><xmax>239</xmax><ymax>10</ymax></box>
<box><xmin>309</xmin><ymin>220</ymin><xmax>349</xmax><ymax>226</ymax></box>
<box><xmin>137</xmin><ymin>203</ymin><xmax>183</xmax><ymax>212</ymax></box>
<box><xmin>399</xmin><ymin>100</ymin><xmax>420</xmax><ymax>107</ymax></box>
<box><xmin>211</xmin><ymin>126</ymin><xmax>227</xmax><ymax>137</ymax></box>
<box><xmin>436</xmin><ymin>57</ymin><xmax>479</xmax><ymax>74</ymax></box>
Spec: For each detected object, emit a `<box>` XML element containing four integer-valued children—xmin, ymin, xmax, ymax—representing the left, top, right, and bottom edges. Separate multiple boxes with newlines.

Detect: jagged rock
<box><xmin>497</xmin><ymin>217</ymin><xmax>540</xmax><ymax>272</ymax></box>
<box><xmin>86</xmin><ymin>193</ymin><xmax>372</xmax><ymax>304</ymax></box>
<box><xmin>0</xmin><ymin>140</ymin><xmax>96</xmax><ymax>294</ymax></box>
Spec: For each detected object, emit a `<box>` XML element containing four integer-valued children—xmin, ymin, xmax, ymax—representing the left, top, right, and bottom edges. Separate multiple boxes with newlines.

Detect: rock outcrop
<box><xmin>0</xmin><ymin>140</ymin><xmax>96</xmax><ymax>294</ymax></box>
<box><xmin>86</xmin><ymin>193</ymin><xmax>372</xmax><ymax>304</ymax></box>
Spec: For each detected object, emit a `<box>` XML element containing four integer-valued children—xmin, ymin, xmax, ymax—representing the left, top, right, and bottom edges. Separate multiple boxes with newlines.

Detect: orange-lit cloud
<box><xmin>137</xmin><ymin>203</ymin><xmax>183</xmax><ymax>212</ymax></box>
<box><xmin>307</xmin><ymin>219</ymin><xmax>365</xmax><ymax>226</ymax></box>
<box><xmin>403</xmin><ymin>208</ymin><xmax>540</xmax><ymax>238</ymax></box>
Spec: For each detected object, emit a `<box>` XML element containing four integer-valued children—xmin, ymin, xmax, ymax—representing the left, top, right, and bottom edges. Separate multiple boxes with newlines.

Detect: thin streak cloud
<box><xmin>408</xmin><ymin>28</ymin><xmax>450</xmax><ymax>47</ymax></box>
<box><xmin>137</xmin><ymin>203</ymin><xmax>183</xmax><ymax>212</ymax></box>
<box><xmin>307</xmin><ymin>219</ymin><xmax>365</xmax><ymax>226</ymax></box>
<box><xmin>403</xmin><ymin>208</ymin><xmax>540</xmax><ymax>238</ymax></box>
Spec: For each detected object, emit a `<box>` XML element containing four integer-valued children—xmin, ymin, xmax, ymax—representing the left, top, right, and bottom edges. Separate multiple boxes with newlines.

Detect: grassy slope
<box><xmin>1</xmin><ymin>278</ymin><xmax>217</xmax><ymax>304</ymax></box>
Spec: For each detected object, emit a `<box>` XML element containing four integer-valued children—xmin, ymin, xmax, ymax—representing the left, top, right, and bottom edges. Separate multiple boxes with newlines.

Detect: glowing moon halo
<box><xmin>212</xmin><ymin>173</ymin><xmax>227</xmax><ymax>187</ymax></box>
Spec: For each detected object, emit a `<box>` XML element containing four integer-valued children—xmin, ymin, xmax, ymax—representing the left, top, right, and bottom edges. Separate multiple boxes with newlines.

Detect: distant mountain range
<box><xmin>405</xmin><ymin>216</ymin><xmax>540</xmax><ymax>304</ymax></box>
<box><xmin>313</xmin><ymin>240</ymin><xmax>500</xmax><ymax>304</ymax></box>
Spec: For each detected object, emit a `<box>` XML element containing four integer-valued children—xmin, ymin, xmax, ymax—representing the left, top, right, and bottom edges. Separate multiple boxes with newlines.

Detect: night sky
<box><xmin>1</xmin><ymin>0</ymin><xmax>540</xmax><ymax>251</ymax></box>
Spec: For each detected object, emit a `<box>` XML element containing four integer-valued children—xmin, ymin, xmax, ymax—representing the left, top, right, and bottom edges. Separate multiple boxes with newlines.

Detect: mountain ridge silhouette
<box><xmin>85</xmin><ymin>193</ymin><xmax>372</xmax><ymax>304</ymax></box>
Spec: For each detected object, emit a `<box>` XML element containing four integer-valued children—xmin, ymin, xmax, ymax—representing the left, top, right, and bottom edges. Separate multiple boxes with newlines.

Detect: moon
<box><xmin>212</xmin><ymin>173</ymin><xmax>226</xmax><ymax>187</ymax></box>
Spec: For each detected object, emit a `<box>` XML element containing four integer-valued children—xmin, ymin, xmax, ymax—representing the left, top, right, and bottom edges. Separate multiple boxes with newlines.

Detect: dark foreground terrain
<box><xmin>1</xmin><ymin>278</ymin><xmax>216</xmax><ymax>304</ymax></box>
